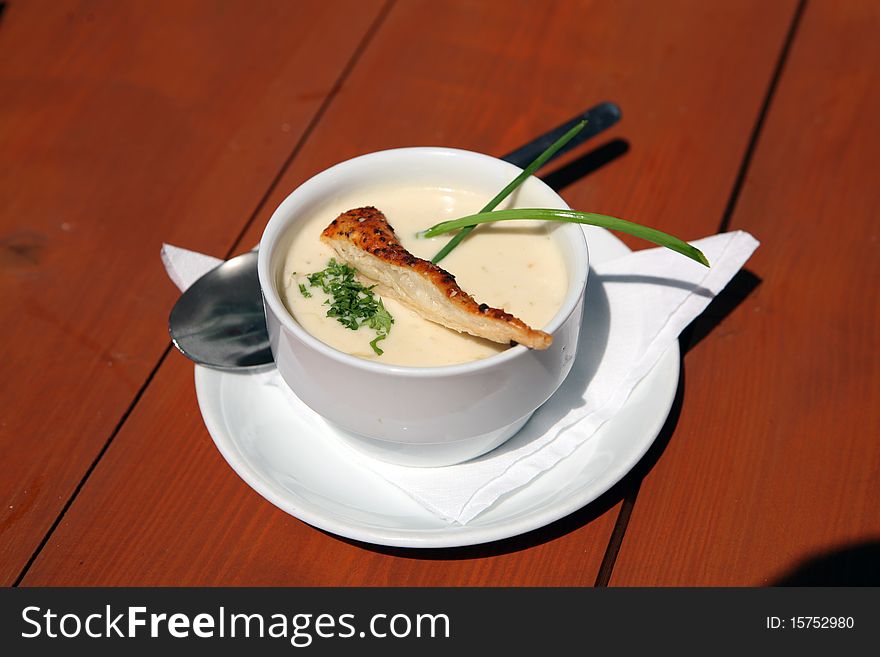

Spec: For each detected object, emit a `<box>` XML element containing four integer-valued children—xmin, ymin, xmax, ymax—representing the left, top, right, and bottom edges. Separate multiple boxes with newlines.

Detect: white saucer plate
<box><xmin>195</xmin><ymin>227</ymin><xmax>680</xmax><ymax>548</ymax></box>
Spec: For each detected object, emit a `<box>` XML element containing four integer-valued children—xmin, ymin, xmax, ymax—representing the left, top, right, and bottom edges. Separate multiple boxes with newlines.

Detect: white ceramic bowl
<box><xmin>258</xmin><ymin>147</ymin><xmax>588</xmax><ymax>466</ymax></box>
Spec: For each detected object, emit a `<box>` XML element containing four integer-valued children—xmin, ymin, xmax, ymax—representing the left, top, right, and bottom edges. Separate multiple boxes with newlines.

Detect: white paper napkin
<box><xmin>162</xmin><ymin>230</ymin><xmax>758</xmax><ymax>524</ymax></box>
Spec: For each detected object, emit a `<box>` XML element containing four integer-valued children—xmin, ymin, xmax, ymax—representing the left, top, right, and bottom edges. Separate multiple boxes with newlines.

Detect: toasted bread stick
<box><xmin>321</xmin><ymin>207</ymin><xmax>552</xmax><ymax>350</ymax></box>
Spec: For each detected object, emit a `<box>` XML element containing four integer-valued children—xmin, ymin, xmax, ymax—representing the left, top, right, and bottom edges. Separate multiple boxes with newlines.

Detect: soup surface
<box><xmin>280</xmin><ymin>183</ymin><xmax>568</xmax><ymax>367</ymax></box>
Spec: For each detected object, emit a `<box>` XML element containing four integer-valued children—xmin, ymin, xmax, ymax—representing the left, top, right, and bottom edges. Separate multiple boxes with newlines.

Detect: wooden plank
<box><xmin>610</xmin><ymin>0</ymin><xmax>880</xmax><ymax>585</ymax></box>
<box><xmin>21</xmin><ymin>0</ymin><xmax>797</xmax><ymax>585</ymax></box>
<box><xmin>0</xmin><ymin>0</ymin><xmax>386</xmax><ymax>584</ymax></box>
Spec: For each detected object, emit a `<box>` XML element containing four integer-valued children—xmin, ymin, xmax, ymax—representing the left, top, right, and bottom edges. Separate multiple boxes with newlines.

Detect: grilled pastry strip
<box><xmin>321</xmin><ymin>207</ymin><xmax>552</xmax><ymax>350</ymax></box>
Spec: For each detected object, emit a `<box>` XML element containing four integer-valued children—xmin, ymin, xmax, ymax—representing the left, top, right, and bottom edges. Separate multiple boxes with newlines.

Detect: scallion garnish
<box><xmin>300</xmin><ymin>259</ymin><xmax>394</xmax><ymax>355</ymax></box>
<box><xmin>423</xmin><ymin>209</ymin><xmax>709</xmax><ymax>266</ymax></box>
<box><xmin>430</xmin><ymin>120</ymin><xmax>588</xmax><ymax>264</ymax></box>
<box><xmin>425</xmin><ymin>117</ymin><xmax>708</xmax><ymax>267</ymax></box>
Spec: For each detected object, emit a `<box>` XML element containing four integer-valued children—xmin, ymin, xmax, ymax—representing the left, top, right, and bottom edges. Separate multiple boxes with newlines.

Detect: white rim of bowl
<box><xmin>258</xmin><ymin>147</ymin><xmax>589</xmax><ymax>379</ymax></box>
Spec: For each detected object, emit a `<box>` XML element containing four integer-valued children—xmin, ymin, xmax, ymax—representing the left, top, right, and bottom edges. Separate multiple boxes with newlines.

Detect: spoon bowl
<box><xmin>168</xmin><ymin>250</ymin><xmax>272</xmax><ymax>370</ymax></box>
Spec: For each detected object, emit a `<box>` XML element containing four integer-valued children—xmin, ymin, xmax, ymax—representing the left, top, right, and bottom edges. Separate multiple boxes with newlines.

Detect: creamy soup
<box><xmin>280</xmin><ymin>183</ymin><xmax>568</xmax><ymax>367</ymax></box>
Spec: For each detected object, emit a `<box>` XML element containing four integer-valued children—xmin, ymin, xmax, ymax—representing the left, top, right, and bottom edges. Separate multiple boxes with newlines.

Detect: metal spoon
<box><xmin>169</xmin><ymin>102</ymin><xmax>621</xmax><ymax>369</ymax></box>
<box><xmin>169</xmin><ymin>250</ymin><xmax>272</xmax><ymax>370</ymax></box>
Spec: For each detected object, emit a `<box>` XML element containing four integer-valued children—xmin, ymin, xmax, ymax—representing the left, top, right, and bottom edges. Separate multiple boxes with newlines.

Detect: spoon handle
<box><xmin>501</xmin><ymin>101</ymin><xmax>621</xmax><ymax>169</ymax></box>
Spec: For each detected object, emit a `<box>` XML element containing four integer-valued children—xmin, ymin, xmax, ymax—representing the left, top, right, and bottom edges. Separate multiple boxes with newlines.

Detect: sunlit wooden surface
<box><xmin>2</xmin><ymin>0</ymin><xmax>876</xmax><ymax>586</ymax></box>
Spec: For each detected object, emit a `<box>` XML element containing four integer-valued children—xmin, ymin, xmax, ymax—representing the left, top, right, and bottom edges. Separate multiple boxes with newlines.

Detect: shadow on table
<box><xmin>542</xmin><ymin>139</ymin><xmax>630</xmax><ymax>192</ymax></box>
<box><xmin>772</xmin><ymin>541</ymin><xmax>880</xmax><ymax>586</ymax></box>
<box><xmin>680</xmin><ymin>269</ymin><xmax>762</xmax><ymax>351</ymax></box>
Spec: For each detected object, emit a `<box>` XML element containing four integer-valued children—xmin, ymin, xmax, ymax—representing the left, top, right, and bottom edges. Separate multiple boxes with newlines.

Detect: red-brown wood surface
<box><xmin>0</xmin><ymin>0</ymin><xmax>386</xmax><ymax>584</ymax></box>
<box><xmin>16</xmin><ymin>0</ymin><xmax>798</xmax><ymax>585</ymax></box>
<box><xmin>610</xmin><ymin>0</ymin><xmax>880</xmax><ymax>585</ymax></box>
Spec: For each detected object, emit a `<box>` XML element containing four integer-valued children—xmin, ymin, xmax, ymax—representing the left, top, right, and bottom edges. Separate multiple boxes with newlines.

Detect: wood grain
<box><xmin>610</xmin><ymin>0</ymin><xmax>880</xmax><ymax>585</ymax></box>
<box><xmin>0</xmin><ymin>0</ymin><xmax>386</xmax><ymax>584</ymax></box>
<box><xmin>20</xmin><ymin>0</ymin><xmax>797</xmax><ymax>585</ymax></box>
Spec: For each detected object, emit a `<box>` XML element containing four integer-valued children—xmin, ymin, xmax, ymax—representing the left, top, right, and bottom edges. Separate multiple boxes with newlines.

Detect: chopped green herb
<box><xmin>301</xmin><ymin>259</ymin><xmax>394</xmax><ymax>355</ymax></box>
<box><xmin>369</xmin><ymin>334</ymin><xmax>387</xmax><ymax>356</ymax></box>
<box><xmin>366</xmin><ymin>298</ymin><xmax>393</xmax><ymax>355</ymax></box>
<box><xmin>298</xmin><ymin>282</ymin><xmax>312</xmax><ymax>298</ymax></box>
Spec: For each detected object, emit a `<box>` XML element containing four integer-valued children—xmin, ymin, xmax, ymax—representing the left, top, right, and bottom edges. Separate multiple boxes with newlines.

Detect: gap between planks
<box><xmin>593</xmin><ymin>0</ymin><xmax>809</xmax><ymax>588</ymax></box>
<box><xmin>11</xmin><ymin>0</ymin><xmax>397</xmax><ymax>587</ymax></box>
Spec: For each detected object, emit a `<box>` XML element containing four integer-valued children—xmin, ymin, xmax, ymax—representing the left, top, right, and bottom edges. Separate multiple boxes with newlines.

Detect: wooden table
<box><xmin>2</xmin><ymin>0</ymin><xmax>877</xmax><ymax>587</ymax></box>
